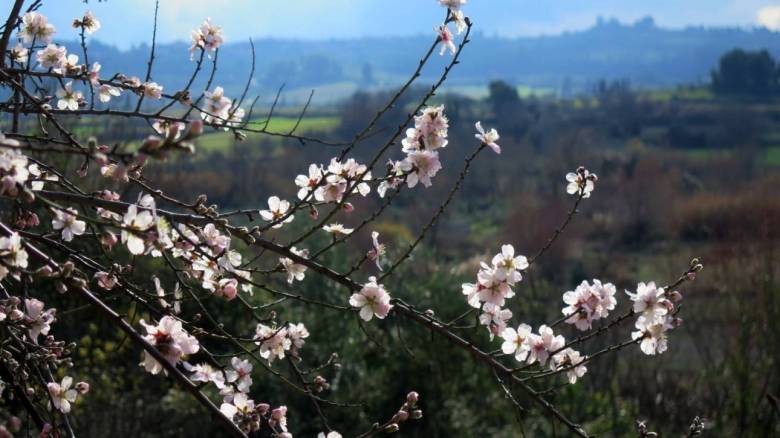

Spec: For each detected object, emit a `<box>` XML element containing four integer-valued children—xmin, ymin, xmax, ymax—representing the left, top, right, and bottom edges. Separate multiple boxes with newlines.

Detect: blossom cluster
<box><xmin>462</xmin><ymin>244</ymin><xmax>528</xmax><ymax>338</ymax></box>
<box><xmin>561</xmin><ymin>279</ymin><xmax>617</xmax><ymax>330</ymax></box>
<box><xmin>627</xmin><ymin>281</ymin><xmax>684</xmax><ymax>355</ymax></box>
<box><xmin>379</xmin><ymin>105</ymin><xmax>449</xmax><ymax>197</ymax></box>
<box><xmin>436</xmin><ymin>0</ymin><xmax>468</xmax><ymax>55</ymax></box>
<box><xmin>501</xmin><ymin>324</ymin><xmax>587</xmax><ymax>384</ymax></box>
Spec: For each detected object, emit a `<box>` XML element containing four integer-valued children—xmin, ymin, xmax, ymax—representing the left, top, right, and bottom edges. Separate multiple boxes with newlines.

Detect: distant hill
<box><xmin>75</xmin><ymin>17</ymin><xmax>780</xmax><ymax>104</ymax></box>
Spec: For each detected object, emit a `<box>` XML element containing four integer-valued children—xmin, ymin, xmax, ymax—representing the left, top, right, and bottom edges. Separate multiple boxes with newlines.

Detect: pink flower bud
<box><xmin>142</xmin><ymin>135</ymin><xmax>163</xmax><ymax>151</ymax></box>
<box><xmin>342</xmin><ymin>202</ymin><xmax>354</xmax><ymax>213</ymax></box>
<box><xmin>271</xmin><ymin>406</ymin><xmax>287</xmax><ymax>421</ymax></box>
<box><xmin>686</xmin><ymin>272</ymin><xmax>696</xmax><ymax>281</ymax></box>
<box><xmin>28</xmin><ymin>212</ymin><xmax>40</xmax><ymax>227</ymax></box>
<box><xmin>256</xmin><ymin>403</ymin><xmax>270</xmax><ymax>415</ymax></box>
<box><xmin>188</xmin><ymin>119</ymin><xmax>204</xmax><ymax>137</ymax></box>
<box><xmin>102</xmin><ymin>231</ymin><xmax>118</xmax><ymax>249</ymax></box>
<box><xmin>97</xmin><ymin>144</ymin><xmax>110</xmax><ymax>153</ymax></box>
<box><xmin>669</xmin><ymin>291</ymin><xmax>683</xmax><ymax>303</ymax></box>
<box><xmin>8</xmin><ymin>417</ymin><xmax>21</xmax><ymax>432</ymax></box>
<box><xmin>309</xmin><ymin>205</ymin><xmax>319</xmax><ymax>220</ymax></box>
<box><xmin>395</xmin><ymin>410</ymin><xmax>409</xmax><ymax>422</ymax></box>
<box><xmin>406</xmin><ymin>391</ymin><xmax>419</xmax><ymax>404</ymax></box>
<box><xmin>75</xmin><ymin>381</ymin><xmax>90</xmax><ymax>394</ymax></box>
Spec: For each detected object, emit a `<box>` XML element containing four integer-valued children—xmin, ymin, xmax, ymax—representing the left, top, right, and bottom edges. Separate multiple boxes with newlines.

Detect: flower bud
<box><xmin>383</xmin><ymin>423</ymin><xmax>399</xmax><ymax>433</ymax></box>
<box><xmin>188</xmin><ymin>119</ymin><xmax>204</xmax><ymax>137</ymax></box>
<box><xmin>55</xmin><ymin>282</ymin><xmax>68</xmax><ymax>294</ymax></box>
<box><xmin>669</xmin><ymin>291</ymin><xmax>683</xmax><ymax>303</ymax></box>
<box><xmin>76</xmin><ymin>381</ymin><xmax>90</xmax><ymax>394</ymax></box>
<box><xmin>342</xmin><ymin>202</ymin><xmax>354</xmax><ymax>213</ymax></box>
<box><xmin>394</xmin><ymin>410</ymin><xmax>409</xmax><ymax>422</ymax></box>
<box><xmin>411</xmin><ymin>409</ymin><xmax>423</xmax><ymax>420</ymax></box>
<box><xmin>256</xmin><ymin>403</ymin><xmax>270</xmax><ymax>415</ymax></box>
<box><xmin>406</xmin><ymin>391</ymin><xmax>419</xmax><ymax>404</ymax></box>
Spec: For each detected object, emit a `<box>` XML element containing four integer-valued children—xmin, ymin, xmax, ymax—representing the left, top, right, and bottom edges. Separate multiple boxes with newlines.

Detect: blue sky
<box><xmin>29</xmin><ymin>0</ymin><xmax>780</xmax><ymax>48</ymax></box>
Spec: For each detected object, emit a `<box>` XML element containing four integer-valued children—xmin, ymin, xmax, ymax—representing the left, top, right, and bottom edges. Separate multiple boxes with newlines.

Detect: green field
<box><xmin>196</xmin><ymin>115</ymin><xmax>340</xmax><ymax>151</ymax></box>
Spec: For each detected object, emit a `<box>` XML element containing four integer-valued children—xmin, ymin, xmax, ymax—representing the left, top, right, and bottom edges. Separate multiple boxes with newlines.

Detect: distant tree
<box><xmin>487</xmin><ymin>80</ymin><xmax>520</xmax><ymax>115</ymax></box>
<box><xmin>711</xmin><ymin>49</ymin><xmax>780</xmax><ymax>96</ymax></box>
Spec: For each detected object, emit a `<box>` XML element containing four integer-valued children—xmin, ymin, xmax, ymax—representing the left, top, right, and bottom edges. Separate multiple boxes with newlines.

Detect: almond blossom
<box><xmin>47</xmin><ymin>376</ymin><xmax>78</xmax><ymax>413</ymax></box>
<box><xmin>121</xmin><ymin>204</ymin><xmax>155</xmax><ymax>255</ymax></box>
<box><xmin>632</xmin><ymin>315</ymin><xmax>674</xmax><ymax>355</ymax></box>
<box><xmin>73</xmin><ymin>10</ymin><xmax>101</xmax><ymax>34</ymax></box>
<box><xmin>36</xmin><ymin>44</ymin><xmax>66</xmax><ymax>70</ymax></box>
<box><xmin>9</xmin><ymin>44</ymin><xmax>28</xmax><ymax>64</ymax></box>
<box><xmin>439</xmin><ymin>0</ymin><xmax>467</xmax><ymax>10</ymax></box>
<box><xmin>526</xmin><ymin>325</ymin><xmax>565</xmax><ymax>367</ymax></box>
<box><xmin>51</xmin><ymin>207</ymin><xmax>86</xmax><ymax>242</ymax></box>
<box><xmin>350</xmin><ymin>276</ymin><xmax>393</xmax><ymax>321</ymax></box>
<box><xmin>287</xmin><ymin>322</ymin><xmax>310</xmax><ymax>352</ymax></box>
<box><xmin>190</xmin><ymin>18</ymin><xmax>224</xmax><ymax>59</ymax></box>
<box><xmin>475</xmin><ymin>121</ymin><xmax>501</xmax><ymax>154</ymax></box>
<box><xmin>403</xmin><ymin>150</ymin><xmax>442</xmax><ymax>188</ymax></box>
<box><xmin>24</xmin><ymin>298</ymin><xmax>55</xmax><ymax>341</ymax></box>
<box><xmin>566</xmin><ymin>166</ymin><xmax>597</xmax><ymax>198</ymax></box>
<box><xmin>279</xmin><ymin>247</ymin><xmax>309</xmax><ymax>284</ymax></box>
<box><xmin>478</xmin><ymin>303</ymin><xmax>513</xmax><ymax>339</ymax></box>
<box><xmin>225</xmin><ymin>357</ymin><xmax>253</xmax><ymax>393</ymax></box>
<box><xmin>55</xmin><ymin>82</ymin><xmax>82</xmax><ymax>111</ymax></box>
<box><xmin>491</xmin><ymin>244</ymin><xmax>528</xmax><ymax>285</ymax></box>
<box><xmin>19</xmin><ymin>12</ymin><xmax>56</xmax><ymax>44</ymax></box>
<box><xmin>54</xmin><ymin>53</ymin><xmax>80</xmax><ymax>75</ymax></box>
<box><xmin>501</xmin><ymin>323</ymin><xmax>532</xmax><ymax>362</ymax></box>
<box><xmin>260</xmin><ymin>196</ymin><xmax>294</xmax><ymax>229</ymax></box>
<box><xmin>323</xmin><ymin>223</ymin><xmax>353</xmax><ymax>236</ymax></box>
<box><xmin>451</xmin><ymin>9</ymin><xmax>467</xmax><ymax>34</ymax></box>
<box><xmin>295</xmin><ymin>163</ymin><xmax>324</xmax><ymax>200</ymax></box>
<box><xmin>366</xmin><ymin>231</ymin><xmax>386</xmax><ymax>270</ymax></box>
<box><xmin>553</xmin><ymin>348</ymin><xmax>588</xmax><ymax>384</ymax></box>
<box><xmin>626</xmin><ymin>281</ymin><xmax>670</xmax><ymax>321</ymax></box>
<box><xmin>142</xmin><ymin>82</ymin><xmax>163</xmax><ymax>99</ymax></box>
<box><xmin>562</xmin><ymin>279</ymin><xmax>617</xmax><ymax>331</ymax></box>
<box><xmin>139</xmin><ymin>316</ymin><xmax>200</xmax><ymax>375</ymax></box>
<box><xmin>0</xmin><ymin>232</ymin><xmax>29</xmax><ymax>276</ymax></box>
<box><xmin>219</xmin><ymin>392</ymin><xmax>254</xmax><ymax>426</ymax></box>
<box><xmin>436</xmin><ymin>25</ymin><xmax>456</xmax><ymax>56</ymax></box>
<box><xmin>254</xmin><ymin>324</ymin><xmax>291</xmax><ymax>363</ymax></box>
<box><xmin>98</xmin><ymin>84</ymin><xmax>121</xmax><ymax>103</ymax></box>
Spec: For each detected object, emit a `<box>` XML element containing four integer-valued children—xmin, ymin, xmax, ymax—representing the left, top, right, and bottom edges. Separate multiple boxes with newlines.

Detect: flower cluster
<box><xmin>19</xmin><ymin>12</ymin><xmax>56</xmax><ymax>44</ymax></box>
<box><xmin>501</xmin><ymin>324</ymin><xmax>588</xmax><ymax>383</ymax></box>
<box><xmin>627</xmin><ymin>281</ymin><xmax>683</xmax><ymax>355</ymax></box>
<box><xmin>379</xmin><ymin>105</ymin><xmax>449</xmax><ymax>196</ymax></box>
<box><xmin>139</xmin><ymin>316</ymin><xmax>200</xmax><ymax>375</ymax></box>
<box><xmin>561</xmin><ymin>279</ymin><xmax>617</xmax><ymax>331</ymax></box>
<box><xmin>200</xmin><ymin>86</ymin><xmax>245</xmax><ymax>128</ymax></box>
<box><xmin>190</xmin><ymin>18</ymin><xmax>224</xmax><ymax>59</ymax></box>
<box><xmin>462</xmin><ymin>244</ymin><xmax>528</xmax><ymax>338</ymax></box>
<box><xmin>436</xmin><ymin>0</ymin><xmax>468</xmax><ymax>54</ymax></box>
<box><xmin>254</xmin><ymin>322</ymin><xmax>309</xmax><ymax>363</ymax></box>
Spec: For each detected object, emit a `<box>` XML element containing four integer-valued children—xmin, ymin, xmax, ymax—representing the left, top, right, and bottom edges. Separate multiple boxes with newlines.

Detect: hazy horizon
<box><xmin>31</xmin><ymin>0</ymin><xmax>780</xmax><ymax>49</ymax></box>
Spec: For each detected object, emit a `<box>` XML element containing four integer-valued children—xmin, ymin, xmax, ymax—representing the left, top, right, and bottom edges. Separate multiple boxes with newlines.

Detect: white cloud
<box><xmin>757</xmin><ymin>5</ymin><xmax>780</xmax><ymax>29</ymax></box>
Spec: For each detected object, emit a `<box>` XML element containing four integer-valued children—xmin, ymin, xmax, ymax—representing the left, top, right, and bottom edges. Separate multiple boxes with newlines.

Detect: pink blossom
<box><xmin>475</xmin><ymin>121</ymin><xmax>501</xmax><ymax>154</ymax></box>
<box><xmin>350</xmin><ymin>276</ymin><xmax>393</xmax><ymax>321</ymax></box>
